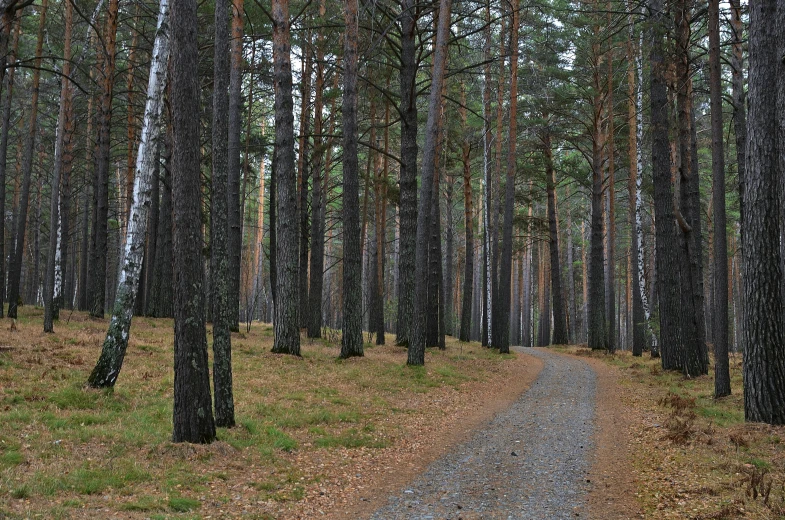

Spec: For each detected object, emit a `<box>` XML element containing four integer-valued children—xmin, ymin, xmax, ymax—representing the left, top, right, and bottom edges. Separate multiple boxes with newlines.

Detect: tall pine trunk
<box><xmin>340</xmin><ymin>0</ymin><xmax>363</xmax><ymax>358</ymax></box>
<box><xmin>395</xmin><ymin>0</ymin><xmax>418</xmax><ymax>347</ymax></box>
<box><xmin>544</xmin><ymin>129</ymin><xmax>567</xmax><ymax>345</ymax></box>
<box><xmin>307</xmin><ymin>2</ymin><xmax>327</xmax><ymax>338</ymax></box>
<box><xmin>741</xmin><ymin>0</ymin><xmax>785</xmax><ymax>425</ymax></box>
<box><xmin>408</xmin><ymin>0</ymin><xmax>451</xmax><ymax>365</ymax></box>
<box><xmin>171</xmin><ymin>0</ymin><xmax>216</xmax><ymax>443</ymax></box>
<box><xmin>227</xmin><ymin>0</ymin><xmax>244</xmax><ymax>332</ymax></box>
<box><xmin>0</xmin><ymin>16</ymin><xmax>19</xmax><ymax>318</ymax></box>
<box><xmin>709</xmin><ymin>0</ymin><xmax>730</xmax><ymax>396</ymax></box>
<box><xmin>496</xmin><ymin>0</ymin><xmax>519</xmax><ymax>354</ymax></box>
<box><xmin>44</xmin><ymin>0</ymin><xmax>74</xmax><ymax>331</ymax></box>
<box><xmin>211</xmin><ymin>0</ymin><xmax>235</xmax><ymax>427</ymax></box>
<box><xmin>650</xmin><ymin>0</ymin><xmax>681</xmax><ymax>369</ymax></box>
<box><xmin>271</xmin><ymin>0</ymin><xmax>301</xmax><ymax>356</ymax></box>
<box><xmin>88</xmin><ymin>0</ymin><xmax>119</xmax><ymax>318</ymax></box>
<box><xmin>459</xmin><ymin>82</ymin><xmax>473</xmax><ymax>342</ymax></box>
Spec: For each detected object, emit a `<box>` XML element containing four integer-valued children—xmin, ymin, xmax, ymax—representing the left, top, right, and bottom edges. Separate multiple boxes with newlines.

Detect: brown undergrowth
<box><xmin>0</xmin><ymin>307</ymin><xmax>539</xmax><ymax>519</ymax></box>
<box><xmin>556</xmin><ymin>345</ymin><xmax>785</xmax><ymax>520</ymax></box>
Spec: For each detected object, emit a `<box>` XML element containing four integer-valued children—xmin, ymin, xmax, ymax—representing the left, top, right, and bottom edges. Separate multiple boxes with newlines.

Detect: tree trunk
<box><xmin>0</xmin><ymin>15</ymin><xmax>18</xmax><ymax>318</ymax></box>
<box><xmin>544</xmin><ymin>130</ymin><xmax>567</xmax><ymax>345</ymax></box>
<box><xmin>566</xmin><ymin>186</ymin><xmax>577</xmax><ymax>344</ymax></box>
<box><xmin>459</xmin><ymin>82</ymin><xmax>473</xmax><ymax>341</ymax></box>
<box><xmin>297</xmin><ymin>40</ymin><xmax>312</xmax><ymax>329</ymax></box>
<box><xmin>340</xmin><ymin>0</ymin><xmax>363</xmax><ymax>358</ymax></box>
<box><xmin>605</xmin><ymin>38</ymin><xmax>616</xmax><ymax>353</ymax></box>
<box><xmin>674</xmin><ymin>0</ymin><xmax>707</xmax><ymax>377</ymax></box>
<box><xmin>709</xmin><ymin>0</ymin><xmax>730</xmax><ymax>396</ymax></box>
<box><xmin>307</xmin><ymin>2</ymin><xmax>327</xmax><ymax>338</ymax></box>
<box><xmin>44</xmin><ymin>0</ymin><xmax>74</xmax><ymax>332</ymax></box>
<box><xmin>150</xmin><ymin>123</ymin><xmax>174</xmax><ymax>319</ymax></box>
<box><xmin>588</xmin><ymin>86</ymin><xmax>608</xmax><ymax>350</ymax></box>
<box><xmin>742</xmin><ymin>0</ymin><xmax>785</xmax><ymax>425</ymax></box>
<box><xmin>395</xmin><ymin>0</ymin><xmax>418</xmax><ymax>347</ymax></box>
<box><xmin>227</xmin><ymin>0</ymin><xmax>244</xmax><ymax>332</ymax></box>
<box><xmin>170</xmin><ymin>0</ymin><xmax>216</xmax><ymax>443</ymax></box>
<box><xmin>481</xmin><ymin>1</ymin><xmax>492</xmax><ymax>347</ymax></box>
<box><xmin>496</xmin><ymin>0</ymin><xmax>519</xmax><ymax>354</ymax></box>
<box><xmin>271</xmin><ymin>0</ymin><xmax>301</xmax><ymax>356</ymax></box>
<box><xmin>87</xmin><ymin>0</ymin><xmax>170</xmax><ymax>388</ymax></box>
<box><xmin>650</xmin><ymin>0</ymin><xmax>681</xmax><ymax>369</ymax></box>
<box><xmin>729</xmin><ymin>0</ymin><xmax>745</xmax><ymax>354</ymax></box>
<box><xmin>144</xmin><ymin>146</ymin><xmax>160</xmax><ymax>316</ymax></box>
<box><xmin>627</xmin><ymin>7</ymin><xmax>645</xmax><ymax>356</ymax></box>
<box><xmin>210</xmin><ymin>0</ymin><xmax>235</xmax><ymax>427</ymax></box>
<box><xmin>445</xmin><ymin>171</ymin><xmax>454</xmax><ymax>339</ymax></box>
<box><xmin>7</xmin><ymin>0</ymin><xmax>46</xmax><ymax>319</ymax></box>
<box><xmin>88</xmin><ymin>0</ymin><xmax>119</xmax><ymax>318</ymax></box>
<box><xmin>490</xmin><ymin>12</ymin><xmax>506</xmax><ymax>350</ymax></box>
<box><xmin>408</xmin><ymin>0</ymin><xmax>451</xmax><ymax>365</ymax></box>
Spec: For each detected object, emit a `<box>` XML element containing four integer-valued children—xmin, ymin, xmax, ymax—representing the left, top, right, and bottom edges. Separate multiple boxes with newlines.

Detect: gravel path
<box><xmin>369</xmin><ymin>347</ymin><xmax>597</xmax><ymax>520</ymax></box>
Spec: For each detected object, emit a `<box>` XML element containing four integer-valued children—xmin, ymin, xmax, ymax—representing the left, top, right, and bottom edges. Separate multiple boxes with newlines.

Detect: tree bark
<box><xmin>7</xmin><ymin>0</ymin><xmax>46</xmax><ymax>319</ymax></box>
<box><xmin>627</xmin><ymin>7</ymin><xmax>645</xmax><ymax>356</ymax></box>
<box><xmin>0</xmin><ymin>15</ymin><xmax>18</xmax><ymax>318</ymax></box>
<box><xmin>496</xmin><ymin>0</ymin><xmax>519</xmax><ymax>354</ymax></box>
<box><xmin>408</xmin><ymin>0</ymin><xmax>451</xmax><ymax>365</ymax></box>
<box><xmin>481</xmin><ymin>1</ymin><xmax>493</xmax><ymax>347</ymax></box>
<box><xmin>650</xmin><ymin>0</ymin><xmax>681</xmax><ymax>369</ymax></box>
<box><xmin>298</xmin><ymin>39</ymin><xmax>312</xmax><ymax>330</ymax></box>
<box><xmin>742</xmin><ymin>0</ymin><xmax>785</xmax><ymax>425</ymax></box>
<box><xmin>211</xmin><ymin>0</ymin><xmax>235</xmax><ymax>427</ymax></box>
<box><xmin>227</xmin><ymin>0</ymin><xmax>244</xmax><ymax>332</ymax></box>
<box><xmin>87</xmin><ymin>0</ymin><xmax>170</xmax><ymax>388</ymax></box>
<box><xmin>675</xmin><ymin>0</ymin><xmax>707</xmax><ymax>377</ymax></box>
<box><xmin>171</xmin><ymin>0</ymin><xmax>216</xmax><ymax>443</ymax></box>
<box><xmin>394</xmin><ymin>0</ymin><xmax>418</xmax><ymax>347</ymax></box>
<box><xmin>709</xmin><ymin>0</ymin><xmax>730</xmax><ymax>397</ymax></box>
<box><xmin>271</xmin><ymin>0</ymin><xmax>301</xmax><ymax>356</ymax></box>
<box><xmin>459</xmin><ymin>82</ymin><xmax>473</xmax><ymax>342</ymax></box>
<box><xmin>44</xmin><ymin>0</ymin><xmax>74</xmax><ymax>332</ymax></box>
<box><xmin>88</xmin><ymin>0</ymin><xmax>119</xmax><ymax>318</ymax></box>
<box><xmin>544</xmin><ymin>129</ymin><xmax>567</xmax><ymax>345</ymax></box>
<box><xmin>307</xmin><ymin>1</ymin><xmax>327</xmax><ymax>338</ymax></box>
<box><xmin>340</xmin><ymin>0</ymin><xmax>363</xmax><ymax>358</ymax></box>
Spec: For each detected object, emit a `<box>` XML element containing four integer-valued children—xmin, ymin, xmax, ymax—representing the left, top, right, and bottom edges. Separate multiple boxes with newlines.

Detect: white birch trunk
<box><xmin>634</xmin><ymin>28</ymin><xmax>658</xmax><ymax>351</ymax></box>
<box><xmin>88</xmin><ymin>0</ymin><xmax>170</xmax><ymax>387</ymax></box>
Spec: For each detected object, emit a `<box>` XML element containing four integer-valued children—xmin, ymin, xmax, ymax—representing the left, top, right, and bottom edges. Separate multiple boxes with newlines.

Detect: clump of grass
<box><xmin>120</xmin><ymin>496</ymin><xmax>166</xmax><ymax>512</ymax></box>
<box><xmin>168</xmin><ymin>496</ymin><xmax>200</xmax><ymax>512</ymax></box>
<box><xmin>11</xmin><ymin>484</ymin><xmax>31</xmax><ymax>499</ymax></box>
<box><xmin>0</xmin><ymin>449</ymin><xmax>23</xmax><ymax>467</ymax></box>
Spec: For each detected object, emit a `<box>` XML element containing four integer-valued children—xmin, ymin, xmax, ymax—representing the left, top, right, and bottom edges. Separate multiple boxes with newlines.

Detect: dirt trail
<box><xmin>369</xmin><ymin>348</ymin><xmax>597</xmax><ymax>519</ymax></box>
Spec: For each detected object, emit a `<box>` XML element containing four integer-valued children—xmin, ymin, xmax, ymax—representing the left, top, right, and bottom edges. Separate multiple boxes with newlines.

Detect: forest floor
<box><xmin>0</xmin><ymin>307</ymin><xmax>542</xmax><ymax>519</ymax></box>
<box><xmin>2</xmin><ymin>307</ymin><xmax>784</xmax><ymax>519</ymax></box>
<box><xmin>555</xmin><ymin>345</ymin><xmax>785</xmax><ymax>520</ymax></box>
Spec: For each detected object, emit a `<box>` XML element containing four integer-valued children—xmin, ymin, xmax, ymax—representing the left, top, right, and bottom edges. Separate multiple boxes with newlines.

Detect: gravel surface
<box><xmin>369</xmin><ymin>347</ymin><xmax>597</xmax><ymax>520</ymax></box>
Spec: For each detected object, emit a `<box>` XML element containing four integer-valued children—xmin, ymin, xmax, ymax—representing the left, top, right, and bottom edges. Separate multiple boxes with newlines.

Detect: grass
<box><xmin>555</xmin><ymin>345</ymin><xmax>785</xmax><ymax>519</ymax></box>
<box><xmin>0</xmin><ymin>306</ymin><xmax>518</xmax><ymax>518</ymax></box>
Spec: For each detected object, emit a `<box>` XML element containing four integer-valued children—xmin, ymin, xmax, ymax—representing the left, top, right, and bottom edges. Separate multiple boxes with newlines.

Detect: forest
<box><xmin>1</xmin><ymin>0</ymin><xmax>784</xmax><ymax>515</ymax></box>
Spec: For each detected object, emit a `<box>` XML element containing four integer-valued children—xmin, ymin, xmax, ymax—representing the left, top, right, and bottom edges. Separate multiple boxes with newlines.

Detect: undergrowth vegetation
<box><xmin>557</xmin><ymin>345</ymin><xmax>785</xmax><ymax>520</ymax></box>
<box><xmin>0</xmin><ymin>307</ymin><xmax>516</xmax><ymax>518</ymax></box>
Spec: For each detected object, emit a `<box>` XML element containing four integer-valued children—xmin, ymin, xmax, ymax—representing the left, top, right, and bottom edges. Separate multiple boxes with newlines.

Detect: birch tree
<box><xmin>87</xmin><ymin>0</ymin><xmax>170</xmax><ymax>387</ymax></box>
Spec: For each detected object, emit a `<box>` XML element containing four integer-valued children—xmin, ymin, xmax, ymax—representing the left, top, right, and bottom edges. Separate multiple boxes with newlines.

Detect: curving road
<box><xmin>369</xmin><ymin>347</ymin><xmax>597</xmax><ymax>520</ymax></box>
